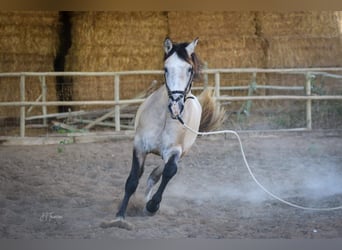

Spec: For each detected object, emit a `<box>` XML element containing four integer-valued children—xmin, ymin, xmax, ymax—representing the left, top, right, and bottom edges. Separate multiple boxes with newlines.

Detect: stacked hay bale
<box><xmin>253</xmin><ymin>11</ymin><xmax>342</xmax><ymax>124</ymax></box>
<box><xmin>256</xmin><ymin>11</ymin><xmax>342</xmax><ymax>96</ymax></box>
<box><xmin>258</xmin><ymin>11</ymin><xmax>342</xmax><ymax>68</ymax></box>
<box><xmin>65</xmin><ymin>12</ymin><xmax>168</xmax><ymax>110</ymax></box>
<box><xmin>168</xmin><ymin>11</ymin><xmax>265</xmax><ymax>68</ymax></box>
<box><xmin>0</xmin><ymin>11</ymin><xmax>60</xmax><ymax>118</ymax></box>
<box><xmin>168</xmin><ymin>11</ymin><xmax>266</xmax><ymax>102</ymax></box>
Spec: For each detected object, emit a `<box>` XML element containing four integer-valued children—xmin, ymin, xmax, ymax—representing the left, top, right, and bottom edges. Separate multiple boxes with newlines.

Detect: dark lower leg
<box><xmin>145</xmin><ymin>154</ymin><xmax>178</xmax><ymax>214</ymax></box>
<box><xmin>116</xmin><ymin>149</ymin><xmax>145</xmax><ymax>218</ymax></box>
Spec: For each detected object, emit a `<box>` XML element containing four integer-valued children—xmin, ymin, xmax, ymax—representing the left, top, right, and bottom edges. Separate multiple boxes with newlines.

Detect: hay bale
<box><xmin>65</xmin><ymin>12</ymin><xmax>168</xmax><ymax>110</ymax></box>
<box><xmin>168</xmin><ymin>11</ymin><xmax>256</xmax><ymax>40</ymax></box>
<box><xmin>198</xmin><ymin>37</ymin><xmax>266</xmax><ymax>68</ymax></box>
<box><xmin>0</xmin><ymin>11</ymin><xmax>60</xmax><ymax>118</ymax></box>
<box><xmin>0</xmin><ymin>11</ymin><xmax>59</xmax><ymax>55</ymax></box>
<box><xmin>266</xmin><ymin>36</ymin><xmax>342</xmax><ymax>68</ymax></box>
<box><xmin>259</xmin><ymin>12</ymin><xmax>342</xmax><ymax>105</ymax></box>
<box><xmin>257</xmin><ymin>11</ymin><xmax>342</xmax><ymax>68</ymax></box>
<box><xmin>258</xmin><ymin>11</ymin><xmax>340</xmax><ymax>38</ymax></box>
<box><xmin>0</xmin><ymin>11</ymin><xmax>59</xmax><ymax>25</ymax></box>
<box><xmin>168</xmin><ymin>11</ymin><xmax>264</xmax><ymax>68</ymax></box>
<box><xmin>64</xmin><ymin>11</ymin><xmax>342</xmax><ymax>108</ymax></box>
<box><xmin>67</xmin><ymin>12</ymin><xmax>167</xmax><ymax>71</ymax></box>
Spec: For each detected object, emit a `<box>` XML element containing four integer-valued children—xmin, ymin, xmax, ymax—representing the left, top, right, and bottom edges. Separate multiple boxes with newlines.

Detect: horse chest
<box><xmin>136</xmin><ymin>118</ymin><xmax>185</xmax><ymax>156</ymax></box>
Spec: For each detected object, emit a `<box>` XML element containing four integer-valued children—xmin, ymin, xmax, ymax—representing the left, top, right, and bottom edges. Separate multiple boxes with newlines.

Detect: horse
<box><xmin>101</xmin><ymin>37</ymin><xmax>224</xmax><ymax>230</ymax></box>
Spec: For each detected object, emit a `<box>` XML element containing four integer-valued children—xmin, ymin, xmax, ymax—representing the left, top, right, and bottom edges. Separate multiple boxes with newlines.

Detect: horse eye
<box><xmin>188</xmin><ymin>67</ymin><xmax>193</xmax><ymax>74</ymax></box>
<box><xmin>164</xmin><ymin>67</ymin><xmax>168</xmax><ymax>74</ymax></box>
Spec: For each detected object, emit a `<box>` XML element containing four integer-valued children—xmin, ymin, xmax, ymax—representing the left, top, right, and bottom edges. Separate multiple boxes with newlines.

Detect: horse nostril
<box><xmin>168</xmin><ymin>100</ymin><xmax>184</xmax><ymax>119</ymax></box>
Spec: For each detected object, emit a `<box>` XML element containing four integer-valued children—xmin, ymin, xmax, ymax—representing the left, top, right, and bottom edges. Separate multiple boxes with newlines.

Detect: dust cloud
<box><xmin>165</xmin><ymin>136</ymin><xmax>342</xmax><ymax>209</ymax></box>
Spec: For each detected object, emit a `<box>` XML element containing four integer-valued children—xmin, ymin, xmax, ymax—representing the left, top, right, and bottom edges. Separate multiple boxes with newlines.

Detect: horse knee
<box><xmin>163</xmin><ymin>154</ymin><xmax>178</xmax><ymax>179</ymax></box>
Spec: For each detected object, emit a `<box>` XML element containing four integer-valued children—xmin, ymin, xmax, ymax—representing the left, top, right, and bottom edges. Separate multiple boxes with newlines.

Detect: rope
<box><xmin>179</xmin><ymin>117</ymin><xmax>342</xmax><ymax>211</ymax></box>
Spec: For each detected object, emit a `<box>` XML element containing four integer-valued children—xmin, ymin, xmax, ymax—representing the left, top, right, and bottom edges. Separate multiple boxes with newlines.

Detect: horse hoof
<box><xmin>143</xmin><ymin>206</ymin><xmax>157</xmax><ymax>216</ymax></box>
<box><xmin>144</xmin><ymin>200</ymin><xmax>159</xmax><ymax>216</ymax></box>
<box><xmin>100</xmin><ymin>217</ymin><xmax>134</xmax><ymax>230</ymax></box>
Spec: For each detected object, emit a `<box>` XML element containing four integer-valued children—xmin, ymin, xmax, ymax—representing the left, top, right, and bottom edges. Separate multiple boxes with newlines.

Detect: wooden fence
<box><xmin>1</xmin><ymin>67</ymin><xmax>342</xmax><ymax>138</ymax></box>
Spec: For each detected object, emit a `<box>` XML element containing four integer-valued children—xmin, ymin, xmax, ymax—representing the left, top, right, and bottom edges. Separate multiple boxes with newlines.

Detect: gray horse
<box><xmin>101</xmin><ymin>37</ymin><xmax>224</xmax><ymax>230</ymax></box>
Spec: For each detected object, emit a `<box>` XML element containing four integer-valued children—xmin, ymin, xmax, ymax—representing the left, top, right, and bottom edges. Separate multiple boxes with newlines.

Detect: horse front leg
<box><xmin>101</xmin><ymin>148</ymin><xmax>146</xmax><ymax>230</ymax></box>
<box><xmin>116</xmin><ymin>148</ymin><xmax>146</xmax><ymax>218</ymax></box>
<box><xmin>145</xmin><ymin>152</ymin><xmax>180</xmax><ymax>215</ymax></box>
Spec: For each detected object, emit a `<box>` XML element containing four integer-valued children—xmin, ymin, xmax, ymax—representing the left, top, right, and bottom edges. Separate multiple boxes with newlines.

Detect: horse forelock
<box><xmin>164</xmin><ymin>42</ymin><xmax>202</xmax><ymax>80</ymax></box>
<box><xmin>164</xmin><ymin>42</ymin><xmax>188</xmax><ymax>61</ymax></box>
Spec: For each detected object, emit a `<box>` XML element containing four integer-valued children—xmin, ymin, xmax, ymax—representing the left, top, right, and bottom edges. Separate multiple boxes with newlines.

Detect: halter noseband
<box><xmin>164</xmin><ymin>67</ymin><xmax>194</xmax><ymax>103</ymax></box>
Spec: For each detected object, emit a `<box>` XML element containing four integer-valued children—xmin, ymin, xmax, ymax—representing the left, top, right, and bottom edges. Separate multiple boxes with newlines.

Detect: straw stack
<box><xmin>168</xmin><ymin>11</ymin><xmax>264</xmax><ymax>68</ymax></box>
<box><xmin>167</xmin><ymin>11</ymin><xmax>266</xmax><ymax>94</ymax></box>
<box><xmin>253</xmin><ymin>11</ymin><xmax>342</xmax><ymax>99</ymax></box>
<box><xmin>258</xmin><ymin>11</ymin><xmax>342</xmax><ymax>68</ymax></box>
<box><xmin>65</xmin><ymin>12</ymin><xmax>168</xmax><ymax>110</ymax></box>
<box><xmin>2</xmin><ymin>11</ymin><xmax>341</xmax><ymax>118</ymax></box>
<box><xmin>0</xmin><ymin>11</ymin><xmax>60</xmax><ymax>118</ymax></box>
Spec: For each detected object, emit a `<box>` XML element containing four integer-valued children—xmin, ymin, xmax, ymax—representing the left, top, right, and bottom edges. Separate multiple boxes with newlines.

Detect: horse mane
<box><xmin>164</xmin><ymin>42</ymin><xmax>203</xmax><ymax>81</ymax></box>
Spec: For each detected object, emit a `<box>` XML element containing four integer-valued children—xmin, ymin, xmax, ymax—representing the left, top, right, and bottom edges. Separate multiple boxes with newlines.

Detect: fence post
<box><xmin>215</xmin><ymin>72</ymin><xmax>221</xmax><ymax>108</ymax></box>
<box><xmin>41</xmin><ymin>75</ymin><xmax>47</xmax><ymax>126</ymax></box>
<box><xmin>305</xmin><ymin>73</ymin><xmax>313</xmax><ymax>130</ymax></box>
<box><xmin>244</xmin><ymin>72</ymin><xmax>257</xmax><ymax>116</ymax></box>
<box><xmin>114</xmin><ymin>74</ymin><xmax>120</xmax><ymax>131</ymax></box>
<box><xmin>20</xmin><ymin>75</ymin><xmax>25</xmax><ymax>137</ymax></box>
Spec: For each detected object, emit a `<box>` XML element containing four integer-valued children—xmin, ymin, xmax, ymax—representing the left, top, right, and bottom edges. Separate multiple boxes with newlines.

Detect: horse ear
<box><xmin>164</xmin><ymin>37</ymin><xmax>173</xmax><ymax>54</ymax></box>
<box><xmin>186</xmin><ymin>37</ymin><xmax>199</xmax><ymax>55</ymax></box>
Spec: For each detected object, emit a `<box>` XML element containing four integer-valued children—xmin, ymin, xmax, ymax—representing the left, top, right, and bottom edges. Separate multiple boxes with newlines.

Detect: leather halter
<box><xmin>164</xmin><ymin>67</ymin><xmax>194</xmax><ymax>103</ymax></box>
<box><xmin>164</xmin><ymin>67</ymin><xmax>195</xmax><ymax>119</ymax></box>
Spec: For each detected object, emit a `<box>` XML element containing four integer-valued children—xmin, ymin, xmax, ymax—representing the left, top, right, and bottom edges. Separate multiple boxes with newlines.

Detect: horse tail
<box><xmin>197</xmin><ymin>88</ymin><xmax>226</xmax><ymax>132</ymax></box>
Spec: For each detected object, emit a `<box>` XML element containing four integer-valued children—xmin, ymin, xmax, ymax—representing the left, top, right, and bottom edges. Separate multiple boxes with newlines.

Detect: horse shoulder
<box><xmin>180</xmin><ymin>95</ymin><xmax>202</xmax><ymax>155</ymax></box>
<box><xmin>184</xmin><ymin>95</ymin><xmax>202</xmax><ymax>129</ymax></box>
<box><xmin>134</xmin><ymin>86</ymin><xmax>168</xmax><ymax>154</ymax></box>
<box><xmin>134</xmin><ymin>86</ymin><xmax>167</xmax><ymax>129</ymax></box>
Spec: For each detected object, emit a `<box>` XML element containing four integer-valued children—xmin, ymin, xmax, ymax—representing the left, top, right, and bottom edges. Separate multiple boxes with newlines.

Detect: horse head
<box><xmin>163</xmin><ymin>37</ymin><xmax>200</xmax><ymax>119</ymax></box>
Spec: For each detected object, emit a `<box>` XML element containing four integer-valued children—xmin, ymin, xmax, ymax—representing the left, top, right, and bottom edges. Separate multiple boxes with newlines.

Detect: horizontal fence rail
<box><xmin>1</xmin><ymin>67</ymin><xmax>342</xmax><ymax>77</ymax></box>
<box><xmin>1</xmin><ymin>95</ymin><xmax>342</xmax><ymax>108</ymax></box>
<box><xmin>0</xmin><ymin>67</ymin><xmax>342</xmax><ymax>138</ymax></box>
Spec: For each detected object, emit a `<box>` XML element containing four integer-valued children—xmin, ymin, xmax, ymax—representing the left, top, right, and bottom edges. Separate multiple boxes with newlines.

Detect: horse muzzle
<box><xmin>168</xmin><ymin>99</ymin><xmax>184</xmax><ymax>119</ymax></box>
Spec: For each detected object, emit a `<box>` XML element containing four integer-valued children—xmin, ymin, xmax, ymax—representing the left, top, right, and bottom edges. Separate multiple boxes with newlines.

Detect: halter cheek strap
<box><xmin>164</xmin><ymin>69</ymin><xmax>194</xmax><ymax>103</ymax></box>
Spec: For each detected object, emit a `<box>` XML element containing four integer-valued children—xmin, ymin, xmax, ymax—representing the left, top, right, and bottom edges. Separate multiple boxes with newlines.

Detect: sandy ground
<box><xmin>1</xmin><ymin>131</ymin><xmax>342</xmax><ymax>239</ymax></box>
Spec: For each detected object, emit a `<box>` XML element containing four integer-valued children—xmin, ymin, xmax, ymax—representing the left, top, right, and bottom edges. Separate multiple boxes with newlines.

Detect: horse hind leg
<box><xmin>145</xmin><ymin>165</ymin><xmax>163</xmax><ymax>202</ymax></box>
<box><xmin>144</xmin><ymin>152</ymin><xmax>179</xmax><ymax>216</ymax></box>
